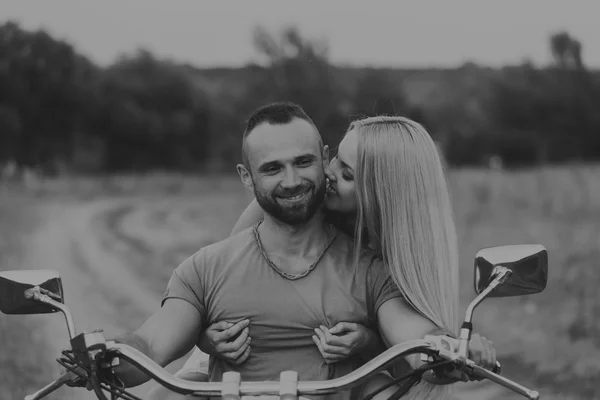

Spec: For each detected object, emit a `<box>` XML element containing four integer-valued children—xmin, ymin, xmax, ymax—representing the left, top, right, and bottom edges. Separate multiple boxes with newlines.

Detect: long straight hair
<box><xmin>351</xmin><ymin>116</ymin><xmax>459</xmax><ymax>399</ymax></box>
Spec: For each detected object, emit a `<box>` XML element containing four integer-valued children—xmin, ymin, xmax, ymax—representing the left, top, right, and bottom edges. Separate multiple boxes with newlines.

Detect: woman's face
<box><xmin>324</xmin><ymin>129</ymin><xmax>359</xmax><ymax>214</ymax></box>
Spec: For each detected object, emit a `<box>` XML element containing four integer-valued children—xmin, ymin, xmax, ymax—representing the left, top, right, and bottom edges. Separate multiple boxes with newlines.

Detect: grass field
<box><xmin>450</xmin><ymin>165</ymin><xmax>600</xmax><ymax>398</ymax></box>
<box><xmin>0</xmin><ymin>165</ymin><xmax>598</xmax><ymax>399</ymax></box>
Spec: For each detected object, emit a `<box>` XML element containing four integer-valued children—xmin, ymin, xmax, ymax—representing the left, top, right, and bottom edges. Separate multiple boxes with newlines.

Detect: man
<box><xmin>111</xmin><ymin>102</ymin><xmax>493</xmax><ymax>399</ymax></box>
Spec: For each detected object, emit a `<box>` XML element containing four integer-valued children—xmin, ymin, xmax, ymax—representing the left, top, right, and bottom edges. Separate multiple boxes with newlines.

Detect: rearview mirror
<box><xmin>0</xmin><ymin>270</ymin><xmax>64</xmax><ymax>315</ymax></box>
<box><xmin>474</xmin><ymin>245</ymin><xmax>548</xmax><ymax>297</ymax></box>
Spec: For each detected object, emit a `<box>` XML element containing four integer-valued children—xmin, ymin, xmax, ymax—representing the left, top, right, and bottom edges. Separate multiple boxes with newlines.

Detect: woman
<box><xmin>150</xmin><ymin>115</ymin><xmax>493</xmax><ymax>399</ymax></box>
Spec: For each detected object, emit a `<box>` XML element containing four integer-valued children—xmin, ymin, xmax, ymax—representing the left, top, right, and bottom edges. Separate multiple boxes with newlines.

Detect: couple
<box><xmin>113</xmin><ymin>102</ymin><xmax>496</xmax><ymax>400</ymax></box>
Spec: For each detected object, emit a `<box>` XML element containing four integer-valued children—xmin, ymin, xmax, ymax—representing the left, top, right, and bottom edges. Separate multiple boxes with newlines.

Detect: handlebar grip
<box><xmin>24</xmin><ymin>371</ymin><xmax>73</xmax><ymax>400</ymax></box>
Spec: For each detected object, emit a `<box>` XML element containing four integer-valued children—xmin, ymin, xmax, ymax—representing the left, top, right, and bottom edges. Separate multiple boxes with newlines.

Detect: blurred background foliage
<box><xmin>1</xmin><ymin>21</ymin><xmax>599</xmax><ymax>175</ymax></box>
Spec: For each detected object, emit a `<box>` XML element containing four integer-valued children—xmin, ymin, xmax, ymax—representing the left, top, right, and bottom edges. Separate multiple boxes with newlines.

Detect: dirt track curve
<box><xmin>25</xmin><ymin>197</ymin><xmax>512</xmax><ymax>400</ymax></box>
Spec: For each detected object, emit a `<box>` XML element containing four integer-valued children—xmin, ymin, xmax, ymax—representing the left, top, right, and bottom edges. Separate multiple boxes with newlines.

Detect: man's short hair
<box><xmin>242</xmin><ymin>102</ymin><xmax>320</xmax><ymax>168</ymax></box>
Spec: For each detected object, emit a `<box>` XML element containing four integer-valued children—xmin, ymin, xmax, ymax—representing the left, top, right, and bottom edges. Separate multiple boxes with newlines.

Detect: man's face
<box><xmin>238</xmin><ymin>118</ymin><xmax>327</xmax><ymax>225</ymax></box>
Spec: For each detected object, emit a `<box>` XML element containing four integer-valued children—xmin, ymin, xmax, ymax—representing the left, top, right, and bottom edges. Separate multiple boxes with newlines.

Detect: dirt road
<box><xmin>23</xmin><ymin>198</ymin><xmax>209</xmax><ymax>400</ymax></box>
<box><xmin>24</xmin><ymin>197</ymin><xmax>518</xmax><ymax>400</ymax></box>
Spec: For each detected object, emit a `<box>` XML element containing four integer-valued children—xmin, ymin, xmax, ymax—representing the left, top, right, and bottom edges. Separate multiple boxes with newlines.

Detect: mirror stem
<box><xmin>25</xmin><ymin>287</ymin><xmax>77</xmax><ymax>339</ymax></box>
<box><xmin>458</xmin><ymin>267</ymin><xmax>512</xmax><ymax>359</ymax></box>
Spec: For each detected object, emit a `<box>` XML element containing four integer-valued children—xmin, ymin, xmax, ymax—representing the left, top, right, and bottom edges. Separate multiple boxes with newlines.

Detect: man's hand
<box><xmin>312</xmin><ymin>322</ymin><xmax>375</xmax><ymax>364</ymax></box>
<box><xmin>198</xmin><ymin>320</ymin><xmax>251</xmax><ymax>365</ymax></box>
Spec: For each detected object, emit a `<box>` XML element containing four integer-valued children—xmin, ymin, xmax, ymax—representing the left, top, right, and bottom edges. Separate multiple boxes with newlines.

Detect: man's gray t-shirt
<box><xmin>162</xmin><ymin>225</ymin><xmax>402</xmax><ymax>397</ymax></box>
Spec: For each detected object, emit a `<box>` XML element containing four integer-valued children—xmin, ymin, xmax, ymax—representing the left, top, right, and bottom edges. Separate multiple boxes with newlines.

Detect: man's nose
<box><xmin>281</xmin><ymin>166</ymin><xmax>301</xmax><ymax>188</ymax></box>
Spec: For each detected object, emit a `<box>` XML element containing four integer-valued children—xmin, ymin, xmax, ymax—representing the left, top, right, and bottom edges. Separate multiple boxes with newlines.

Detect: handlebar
<box><xmin>110</xmin><ymin>340</ymin><xmax>434</xmax><ymax>397</ymax></box>
<box><xmin>11</xmin><ymin>246</ymin><xmax>546</xmax><ymax>400</ymax></box>
<box><xmin>25</xmin><ymin>332</ymin><xmax>538</xmax><ymax>400</ymax></box>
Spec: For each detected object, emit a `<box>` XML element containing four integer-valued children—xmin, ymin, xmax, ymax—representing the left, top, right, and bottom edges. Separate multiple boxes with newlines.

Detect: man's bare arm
<box><xmin>111</xmin><ymin>299</ymin><xmax>203</xmax><ymax>387</ymax></box>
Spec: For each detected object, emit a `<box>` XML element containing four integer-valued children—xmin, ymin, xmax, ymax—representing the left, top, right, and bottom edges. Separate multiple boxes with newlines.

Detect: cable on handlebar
<box><xmin>59</xmin><ymin>349</ymin><xmax>142</xmax><ymax>400</ymax></box>
<box><xmin>100</xmin><ymin>376</ymin><xmax>141</xmax><ymax>400</ymax></box>
<box><xmin>57</xmin><ymin>359</ymin><xmax>87</xmax><ymax>382</ymax></box>
<box><xmin>88</xmin><ymin>367</ymin><xmax>142</xmax><ymax>400</ymax></box>
<box><xmin>386</xmin><ymin>374</ymin><xmax>421</xmax><ymax>400</ymax></box>
<box><xmin>362</xmin><ymin>360</ymin><xmax>454</xmax><ymax>400</ymax></box>
<box><xmin>90</xmin><ymin>372</ymin><xmax>110</xmax><ymax>400</ymax></box>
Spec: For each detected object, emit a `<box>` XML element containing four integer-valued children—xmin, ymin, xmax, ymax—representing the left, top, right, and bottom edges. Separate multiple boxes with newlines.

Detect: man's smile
<box><xmin>276</xmin><ymin>188</ymin><xmax>311</xmax><ymax>203</ymax></box>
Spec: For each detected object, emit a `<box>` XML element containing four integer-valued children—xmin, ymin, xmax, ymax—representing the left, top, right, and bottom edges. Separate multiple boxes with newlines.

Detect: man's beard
<box><xmin>254</xmin><ymin>179</ymin><xmax>327</xmax><ymax>225</ymax></box>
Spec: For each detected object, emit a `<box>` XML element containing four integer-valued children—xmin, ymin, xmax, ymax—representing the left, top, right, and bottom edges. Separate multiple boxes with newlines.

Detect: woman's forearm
<box><xmin>197</xmin><ymin>334</ymin><xmax>216</xmax><ymax>356</ymax></box>
<box><xmin>230</xmin><ymin>199</ymin><xmax>264</xmax><ymax>235</ymax></box>
<box><xmin>358</xmin><ymin>329</ymin><xmax>387</xmax><ymax>362</ymax></box>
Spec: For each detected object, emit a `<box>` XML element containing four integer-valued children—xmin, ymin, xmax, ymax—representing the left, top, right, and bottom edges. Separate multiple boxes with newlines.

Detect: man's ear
<box><xmin>322</xmin><ymin>145</ymin><xmax>330</xmax><ymax>167</ymax></box>
<box><xmin>236</xmin><ymin>164</ymin><xmax>254</xmax><ymax>191</ymax></box>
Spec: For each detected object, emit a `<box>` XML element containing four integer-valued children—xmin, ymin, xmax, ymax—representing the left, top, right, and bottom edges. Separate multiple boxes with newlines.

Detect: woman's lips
<box><xmin>326</xmin><ymin>182</ymin><xmax>338</xmax><ymax>196</ymax></box>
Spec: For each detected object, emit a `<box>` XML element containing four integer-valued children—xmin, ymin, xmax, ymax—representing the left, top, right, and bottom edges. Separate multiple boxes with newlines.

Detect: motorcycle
<box><xmin>0</xmin><ymin>244</ymin><xmax>548</xmax><ymax>400</ymax></box>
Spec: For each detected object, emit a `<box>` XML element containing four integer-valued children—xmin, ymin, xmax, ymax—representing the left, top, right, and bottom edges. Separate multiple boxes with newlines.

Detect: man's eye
<box><xmin>297</xmin><ymin>159</ymin><xmax>312</xmax><ymax>167</ymax></box>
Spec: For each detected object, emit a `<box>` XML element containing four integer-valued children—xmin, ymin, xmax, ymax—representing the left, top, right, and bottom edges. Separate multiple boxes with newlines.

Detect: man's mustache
<box><xmin>273</xmin><ymin>185</ymin><xmax>314</xmax><ymax>197</ymax></box>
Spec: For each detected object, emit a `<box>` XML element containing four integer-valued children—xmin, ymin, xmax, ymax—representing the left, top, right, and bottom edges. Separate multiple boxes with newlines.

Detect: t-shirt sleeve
<box><xmin>161</xmin><ymin>252</ymin><xmax>207</xmax><ymax>323</ymax></box>
<box><xmin>367</xmin><ymin>258</ymin><xmax>403</xmax><ymax>316</ymax></box>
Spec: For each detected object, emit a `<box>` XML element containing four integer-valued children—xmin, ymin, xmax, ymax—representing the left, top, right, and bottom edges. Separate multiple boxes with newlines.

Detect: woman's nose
<box><xmin>325</xmin><ymin>165</ymin><xmax>336</xmax><ymax>182</ymax></box>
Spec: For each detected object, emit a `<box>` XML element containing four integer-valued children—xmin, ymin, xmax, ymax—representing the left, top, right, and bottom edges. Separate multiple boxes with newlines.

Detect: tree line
<box><xmin>1</xmin><ymin>21</ymin><xmax>599</xmax><ymax>175</ymax></box>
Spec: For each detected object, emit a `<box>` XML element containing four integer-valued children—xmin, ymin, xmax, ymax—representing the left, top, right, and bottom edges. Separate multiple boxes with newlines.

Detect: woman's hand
<box><xmin>312</xmin><ymin>322</ymin><xmax>377</xmax><ymax>364</ymax></box>
<box><xmin>426</xmin><ymin>332</ymin><xmax>498</xmax><ymax>384</ymax></box>
<box><xmin>467</xmin><ymin>332</ymin><xmax>497</xmax><ymax>372</ymax></box>
<box><xmin>198</xmin><ymin>320</ymin><xmax>251</xmax><ymax>365</ymax></box>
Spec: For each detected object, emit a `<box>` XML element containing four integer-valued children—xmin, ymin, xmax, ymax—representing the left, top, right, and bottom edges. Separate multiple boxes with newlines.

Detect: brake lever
<box><xmin>24</xmin><ymin>372</ymin><xmax>75</xmax><ymax>400</ymax></box>
<box><xmin>468</xmin><ymin>363</ymin><xmax>540</xmax><ymax>400</ymax></box>
<box><xmin>422</xmin><ymin>335</ymin><xmax>538</xmax><ymax>399</ymax></box>
<box><xmin>422</xmin><ymin>334</ymin><xmax>501</xmax><ymax>378</ymax></box>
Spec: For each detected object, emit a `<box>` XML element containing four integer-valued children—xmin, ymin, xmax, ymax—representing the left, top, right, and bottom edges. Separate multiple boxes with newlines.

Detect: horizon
<box><xmin>2</xmin><ymin>0</ymin><xmax>599</xmax><ymax>69</ymax></box>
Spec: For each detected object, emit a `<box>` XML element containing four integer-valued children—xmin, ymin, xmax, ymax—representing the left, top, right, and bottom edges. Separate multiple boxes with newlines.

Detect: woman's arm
<box><xmin>377</xmin><ymin>297</ymin><xmax>496</xmax><ymax>381</ymax></box>
<box><xmin>377</xmin><ymin>297</ymin><xmax>440</xmax><ymax>369</ymax></box>
<box><xmin>230</xmin><ymin>199</ymin><xmax>264</xmax><ymax>235</ymax></box>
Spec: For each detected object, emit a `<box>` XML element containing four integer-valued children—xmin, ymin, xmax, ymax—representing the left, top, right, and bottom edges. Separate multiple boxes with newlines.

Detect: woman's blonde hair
<box><xmin>350</xmin><ymin>115</ymin><xmax>459</xmax><ymax>399</ymax></box>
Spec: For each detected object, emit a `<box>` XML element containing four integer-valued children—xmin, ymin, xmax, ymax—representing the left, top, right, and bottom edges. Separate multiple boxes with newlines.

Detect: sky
<box><xmin>2</xmin><ymin>0</ymin><xmax>599</xmax><ymax>68</ymax></box>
